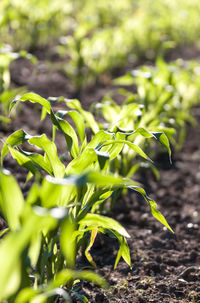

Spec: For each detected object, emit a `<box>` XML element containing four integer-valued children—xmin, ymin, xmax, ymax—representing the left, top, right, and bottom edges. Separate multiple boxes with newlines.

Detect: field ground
<box><xmin>0</xmin><ymin>48</ymin><xmax>200</xmax><ymax>303</ymax></box>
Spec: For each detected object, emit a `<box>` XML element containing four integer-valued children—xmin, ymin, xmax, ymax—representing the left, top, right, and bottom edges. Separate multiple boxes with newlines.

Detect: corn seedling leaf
<box><xmin>129</xmin><ymin>186</ymin><xmax>173</xmax><ymax>232</ymax></box>
<box><xmin>79</xmin><ymin>213</ymin><xmax>130</xmax><ymax>238</ymax></box>
<box><xmin>15</xmin><ymin>288</ymin><xmax>40</xmax><ymax>303</ymax></box>
<box><xmin>85</xmin><ymin>228</ymin><xmax>98</xmax><ymax>267</ymax></box>
<box><xmin>0</xmin><ymin>169</ymin><xmax>24</xmax><ymax>230</ymax></box>
<box><xmin>114</xmin><ymin>236</ymin><xmax>131</xmax><ymax>269</ymax></box>
<box><xmin>0</xmin><ymin>213</ymin><xmax>42</xmax><ymax>300</ymax></box>
<box><xmin>113</xmin><ymin>73</ymin><xmax>135</xmax><ymax>85</ymax></box>
<box><xmin>7</xmin><ymin>146</ymin><xmax>41</xmax><ymax>176</ymax></box>
<box><xmin>60</xmin><ymin>218</ymin><xmax>76</xmax><ymax>268</ymax></box>
<box><xmin>67</xmin><ymin>110</ymin><xmax>85</xmax><ymax>143</ymax></box>
<box><xmin>77</xmin><ymin>189</ymin><xmax>113</xmax><ymax>221</ymax></box>
<box><xmin>10</xmin><ymin>93</ymin><xmax>51</xmax><ymax>113</ymax></box>
<box><xmin>1</xmin><ymin>129</ymin><xmax>31</xmax><ymax>165</ymax></box>
<box><xmin>50</xmin><ymin>269</ymin><xmax>108</xmax><ymax>290</ymax></box>
<box><xmin>52</xmin><ymin>112</ymin><xmax>80</xmax><ymax>158</ymax></box>
<box><xmin>98</xmin><ymin>139</ymin><xmax>152</xmax><ymax>162</ymax></box>
<box><xmin>65</xmin><ymin>99</ymin><xmax>99</xmax><ymax>133</ymax></box>
<box><xmin>28</xmin><ymin>134</ymin><xmax>65</xmax><ymax>177</ymax></box>
<box><xmin>152</xmin><ymin>132</ymin><xmax>172</xmax><ymax>163</ymax></box>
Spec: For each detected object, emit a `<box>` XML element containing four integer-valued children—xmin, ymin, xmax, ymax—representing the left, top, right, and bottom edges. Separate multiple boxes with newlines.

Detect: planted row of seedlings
<box><xmin>0</xmin><ymin>94</ymin><xmax>172</xmax><ymax>302</ymax></box>
<box><xmin>0</xmin><ymin>55</ymin><xmax>200</xmax><ymax>302</ymax></box>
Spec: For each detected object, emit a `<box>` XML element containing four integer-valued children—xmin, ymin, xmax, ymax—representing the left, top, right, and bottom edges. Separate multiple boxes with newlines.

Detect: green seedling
<box><xmin>0</xmin><ymin>169</ymin><xmax>109</xmax><ymax>302</ymax></box>
<box><xmin>112</xmin><ymin>58</ymin><xmax>200</xmax><ymax>150</ymax></box>
<box><xmin>0</xmin><ymin>92</ymin><xmax>173</xmax><ymax>301</ymax></box>
<box><xmin>2</xmin><ymin>92</ymin><xmax>172</xmax><ymax>231</ymax></box>
<box><xmin>0</xmin><ymin>0</ymin><xmax>69</xmax><ymax>50</ymax></box>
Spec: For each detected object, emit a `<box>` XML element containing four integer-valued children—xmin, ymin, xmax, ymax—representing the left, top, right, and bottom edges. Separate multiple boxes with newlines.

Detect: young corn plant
<box><xmin>94</xmin><ymin>93</ymin><xmax>174</xmax><ymax>180</ymax></box>
<box><xmin>0</xmin><ymin>92</ymin><xmax>173</xmax><ymax>301</ymax></box>
<box><xmin>0</xmin><ymin>93</ymin><xmax>171</xmax><ymax>302</ymax></box>
<box><xmin>2</xmin><ymin>93</ymin><xmax>172</xmax><ymax>240</ymax></box>
<box><xmin>3</xmin><ymin>92</ymin><xmax>171</xmax><ymax>214</ymax></box>
<box><xmin>86</xmin><ymin>61</ymin><xmax>199</xmax><ymax>188</ymax></box>
<box><xmin>0</xmin><ymin>168</ymin><xmax>110</xmax><ymax>302</ymax></box>
<box><xmin>89</xmin><ymin>58</ymin><xmax>200</xmax><ymax>184</ymax></box>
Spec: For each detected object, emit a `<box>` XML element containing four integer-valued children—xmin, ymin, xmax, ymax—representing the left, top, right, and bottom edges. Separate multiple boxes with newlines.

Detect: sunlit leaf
<box><xmin>1</xmin><ymin>129</ymin><xmax>31</xmax><ymax>165</ymax></box>
<box><xmin>28</xmin><ymin>134</ymin><xmax>65</xmax><ymax>177</ymax></box>
<box><xmin>10</xmin><ymin>93</ymin><xmax>51</xmax><ymax>113</ymax></box>
<box><xmin>114</xmin><ymin>236</ymin><xmax>131</xmax><ymax>269</ymax></box>
<box><xmin>79</xmin><ymin>213</ymin><xmax>130</xmax><ymax>238</ymax></box>
<box><xmin>0</xmin><ymin>169</ymin><xmax>24</xmax><ymax>230</ymax></box>
<box><xmin>129</xmin><ymin>185</ymin><xmax>173</xmax><ymax>232</ymax></box>
<box><xmin>60</xmin><ymin>218</ymin><xmax>76</xmax><ymax>269</ymax></box>
<box><xmin>85</xmin><ymin>228</ymin><xmax>98</xmax><ymax>267</ymax></box>
<box><xmin>49</xmin><ymin>269</ymin><xmax>108</xmax><ymax>289</ymax></box>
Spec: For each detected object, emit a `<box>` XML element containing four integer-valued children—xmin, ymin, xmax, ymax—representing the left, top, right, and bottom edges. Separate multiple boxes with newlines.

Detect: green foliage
<box><xmin>113</xmin><ymin>58</ymin><xmax>200</xmax><ymax>149</ymax></box>
<box><xmin>58</xmin><ymin>0</ymin><xmax>200</xmax><ymax>89</ymax></box>
<box><xmin>3</xmin><ymin>93</ymin><xmax>172</xmax><ymax>230</ymax></box>
<box><xmin>2</xmin><ymin>55</ymin><xmax>199</xmax><ymax>300</ymax></box>
<box><xmin>1</xmin><ymin>1</ymin><xmax>200</xmax><ymax>300</ymax></box>
<box><xmin>0</xmin><ymin>0</ymin><xmax>70</xmax><ymax>50</ymax></box>
<box><xmin>1</xmin><ymin>0</ymin><xmax>200</xmax><ymax>89</ymax></box>
<box><xmin>0</xmin><ymin>92</ymin><xmax>173</xmax><ymax>301</ymax></box>
<box><xmin>0</xmin><ymin>165</ymin><xmax>171</xmax><ymax>301</ymax></box>
<box><xmin>0</xmin><ymin>169</ymin><xmax>109</xmax><ymax>302</ymax></box>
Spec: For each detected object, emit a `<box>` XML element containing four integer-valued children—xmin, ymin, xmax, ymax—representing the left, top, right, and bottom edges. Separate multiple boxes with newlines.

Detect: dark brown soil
<box><xmin>0</xmin><ymin>49</ymin><xmax>200</xmax><ymax>303</ymax></box>
<box><xmin>73</xmin><ymin>111</ymin><xmax>200</xmax><ymax>303</ymax></box>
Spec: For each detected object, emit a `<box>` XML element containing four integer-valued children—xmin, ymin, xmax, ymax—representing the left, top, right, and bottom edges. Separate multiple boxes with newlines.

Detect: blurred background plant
<box><xmin>0</xmin><ymin>0</ymin><xmax>70</xmax><ymax>51</ymax></box>
<box><xmin>112</xmin><ymin>58</ymin><xmax>200</xmax><ymax>150</ymax></box>
<box><xmin>1</xmin><ymin>0</ymin><xmax>200</xmax><ymax>90</ymax></box>
<box><xmin>58</xmin><ymin>0</ymin><xmax>200</xmax><ymax>89</ymax></box>
<box><xmin>0</xmin><ymin>44</ymin><xmax>37</xmax><ymax>124</ymax></box>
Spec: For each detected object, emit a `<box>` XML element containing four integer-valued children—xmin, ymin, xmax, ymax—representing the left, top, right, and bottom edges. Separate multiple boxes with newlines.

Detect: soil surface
<box><xmin>74</xmin><ymin>111</ymin><xmax>200</xmax><ymax>303</ymax></box>
<box><xmin>0</xmin><ymin>48</ymin><xmax>200</xmax><ymax>303</ymax></box>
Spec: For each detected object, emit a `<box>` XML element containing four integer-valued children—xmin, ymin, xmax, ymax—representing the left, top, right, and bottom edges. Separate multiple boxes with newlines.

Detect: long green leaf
<box><xmin>67</xmin><ymin>110</ymin><xmax>85</xmax><ymax>143</ymax></box>
<box><xmin>128</xmin><ymin>128</ymin><xmax>171</xmax><ymax>162</ymax></box>
<box><xmin>0</xmin><ymin>214</ymin><xmax>39</xmax><ymax>300</ymax></box>
<box><xmin>114</xmin><ymin>236</ymin><xmax>131</xmax><ymax>269</ymax></box>
<box><xmin>10</xmin><ymin>93</ymin><xmax>51</xmax><ymax>113</ymax></box>
<box><xmin>60</xmin><ymin>218</ymin><xmax>76</xmax><ymax>269</ymax></box>
<box><xmin>1</xmin><ymin>129</ymin><xmax>31</xmax><ymax>165</ymax></box>
<box><xmin>7</xmin><ymin>146</ymin><xmax>40</xmax><ymax>176</ymax></box>
<box><xmin>129</xmin><ymin>185</ymin><xmax>173</xmax><ymax>232</ymax></box>
<box><xmin>65</xmin><ymin>99</ymin><xmax>99</xmax><ymax>133</ymax></box>
<box><xmin>52</xmin><ymin>113</ymin><xmax>80</xmax><ymax>158</ymax></box>
<box><xmin>79</xmin><ymin>213</ymin><xmax>130</xmax><ymax>238</ymax></box>
<box><xmin>49</xmin><ymin>269</ymin><xmax>108</xmax><ymax>289</ymax></box>
<box><xmin>0</xmin><ymin>169</ymin><xmax>24</xmax><ymax>230</ymax></box>
<box><xmin>98</xmin><ymin>139</ymin><xmax>152</xmax><ymax>161</ymax></box>
<box><xmin>28</xmin><ymin>134</ymin><xmax>65</xmax><ymax>178</ymax></box>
